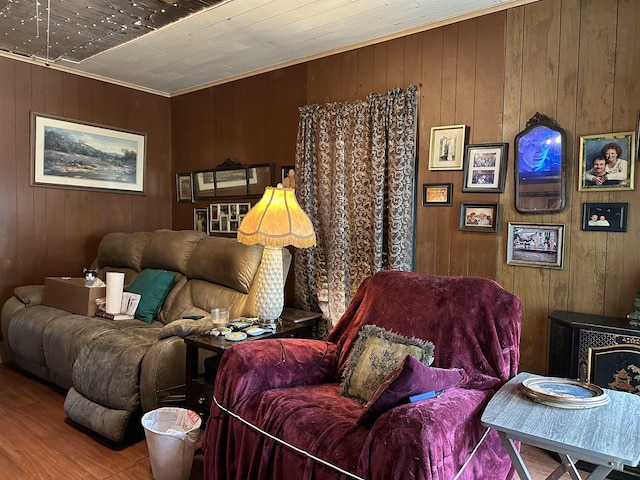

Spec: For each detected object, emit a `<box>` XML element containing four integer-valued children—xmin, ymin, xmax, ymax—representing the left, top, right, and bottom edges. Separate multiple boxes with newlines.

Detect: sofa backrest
<box><xmin>327</xmin><ymin>271</ymin><xmax>521</xmax><ymax>390</ymax></box>
<box><xmin>95</xmin><ymin>230</ymin><xmax>290</xmax><ymax>324</ymax></box>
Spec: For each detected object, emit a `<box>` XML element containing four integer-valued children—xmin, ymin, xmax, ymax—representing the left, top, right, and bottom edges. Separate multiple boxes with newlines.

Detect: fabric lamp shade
<box><xmin>237</xmin><ymin>186</ymin><xmax>316</xmax><ymax>248</ymax></box>
<box><xmin>237</xmin><ymin>185</ymin><xmax>316</xmax><ymax>323</ymax></box>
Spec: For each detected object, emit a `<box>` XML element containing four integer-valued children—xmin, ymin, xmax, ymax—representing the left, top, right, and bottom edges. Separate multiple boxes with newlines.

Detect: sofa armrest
<box><xmin>140</xmin><ymin>336</ymin><xmax>189</xmax><ymax>412</ymax></box>
<box><xmin>360</xmin><ymin>387</ymin><xmax>509</xmax><ymax>480</ymax></box>
<box><xmin>13</xmin><ymin>285</ymin><xmax>44</xmax><ymax>306</ymax></box>
<box><xmin>214</xmin><ymin>339</ymin><xmax>339</xmax><ymax>408</ymax></box>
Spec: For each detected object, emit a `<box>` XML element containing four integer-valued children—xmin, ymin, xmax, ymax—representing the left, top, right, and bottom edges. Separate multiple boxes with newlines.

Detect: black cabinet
<box><xmin>548</xmin><ymin>310</ymin><xmax>640</xmax><ymax>479</ymax></box>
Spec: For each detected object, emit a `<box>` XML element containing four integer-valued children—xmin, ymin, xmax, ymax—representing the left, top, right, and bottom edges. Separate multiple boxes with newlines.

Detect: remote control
<box><xmin>182</xmin><ymin>315</ymin><xmax>204</xmax><ymax>320</ymax></box>
<box><xmin>244</xmin><ymin>326</ymin><xmax>271</xmax><ymax>336</ymax></box>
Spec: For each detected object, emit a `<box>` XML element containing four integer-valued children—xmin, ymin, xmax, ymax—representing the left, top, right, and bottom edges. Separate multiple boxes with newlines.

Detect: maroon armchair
<box><xmin>203</xmin><ymin>271</ymin><xmax>521</xmax><ymax>480</ymax></box>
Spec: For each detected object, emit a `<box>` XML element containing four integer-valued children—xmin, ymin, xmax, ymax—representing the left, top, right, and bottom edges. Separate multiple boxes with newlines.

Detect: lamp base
<box><xmin>254</xmin><ymin>246</ymin><xmax>284</xmax><ymax>325</ymax></box>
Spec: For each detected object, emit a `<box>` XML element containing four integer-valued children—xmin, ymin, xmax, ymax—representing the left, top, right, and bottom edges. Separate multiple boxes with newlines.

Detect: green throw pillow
<box><xmin>339</xmin><ymin>324</ymin><xmax>435</xmax><ymax>404</ymax></box>
<box><xmin>127</xmin><ymin>269</ymin><xmax>176</xmax><ymax>324</ymax></box>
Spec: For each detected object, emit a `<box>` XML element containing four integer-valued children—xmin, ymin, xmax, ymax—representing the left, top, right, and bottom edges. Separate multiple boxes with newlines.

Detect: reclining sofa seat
<box><xmin>0</xmin><ymin>229</ymin><xmax>291</xmax><ymax>442</ymax></box>
<box><xmin>203</xmin><ymin>271</ymin><xmax>521</xmax><ymax>480</ymax></box>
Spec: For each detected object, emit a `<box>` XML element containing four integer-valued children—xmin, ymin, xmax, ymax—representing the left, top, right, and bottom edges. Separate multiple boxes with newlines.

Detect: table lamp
<box><xmin>237</xmin><ymin>184</ymin><xmax>316</xmax><ymax>327</ymax></box>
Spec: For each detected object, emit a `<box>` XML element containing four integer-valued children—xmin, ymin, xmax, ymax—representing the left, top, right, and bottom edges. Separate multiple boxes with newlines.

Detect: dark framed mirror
<box><xmin>192</xmin><ymin>159</ymin><xmax>273</xmax><ymax>200</ymax></box>
<box><xmin>514</xmin><ymin>113</ymin><xmax>566</xmax><ymax>214</ymax></box>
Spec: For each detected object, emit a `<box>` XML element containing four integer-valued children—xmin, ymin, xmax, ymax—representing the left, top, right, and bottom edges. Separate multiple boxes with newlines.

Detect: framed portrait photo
<box><xmin>176</xmin><ymin>173</ymin><xmax>193</xmax><ymax>202</ymax></box>
<box><xmin>281</xmin><ymin>165</ymin><xmax>296</xmax><ymax>189</ymax></box>
<box><xmin>462</xmin><ymin>143</ymin><xmax>509</xmax><ymax>193</ymax></box>
<box><xmin>193</xmin><ymin>207</ymin><xmax>209</xmax><ymax>234</ymax></box>
<box><xmin>459</xmin><ymin>203</ymin><xmax>498</xmax><ymax>232</ymax></box>
<box><xmin>582</xmin><ymin>202</ymin><xmax>628</xmax><ymax>232</ymax></box>
<box><xmin>422</xmin><ymin>183</ymin><xmax>452</xmax><ymax>206</ymax></box>
<box><xmin>578</xmin><ymin>131</ymin><xmax>636</xmax><ymax>191</ymax></box>
<box><xmin>428</xmin><ymin>125</ymin><xmax>467</xmax><ymax>170</ymax></box>
<box><xmin>507</xmin><ymin>223</ymin><xmax>565</xmax><ymax>269</ymax></box>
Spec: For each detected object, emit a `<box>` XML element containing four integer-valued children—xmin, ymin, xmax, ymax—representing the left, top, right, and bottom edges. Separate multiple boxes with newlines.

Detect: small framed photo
<box><xmin>582</xmin><ymin>202</ymin><xmax>628</xmax><ymax>232</ymax></box>
<box><xmin>578</xmin><ymin>131</ymin><xmax>636</xmax><ymax>191</ymax></box>
<box><xmin>281</xmin><ymin>165</ymin><xmax>296</xmax><ymax>189</ymax></box>
<box><xmin>507</xmin><ymin>223</ymin><xmax>565</xmax><ymax>269</ymax></box>
<box><xmin>428</xmin><ymin>125</ymin><xmax>467</xmax><ymax>170</ymax></box>
<box><xmin>176</xmin><ymin>173</ymin><xmax>193</xmax><ymax>202</ymax></box>
<box><xmin>462</xmin><ymin>143</ymin><xmax>509</xmax><ymax>193</ymax></box>
<box><xmin>422</xmin><ymin>183</ymin><xmax>452</xmax><ymax>206</ymax></box>
<box><xmin>193</xmin><ymin>208</ymin><xmax>209</xmax><ymax>234</ymax></box>
<box><xmin>459</xmin><ymin>203</ymin><xmax>498</xmax><ymax>232</ymax></box>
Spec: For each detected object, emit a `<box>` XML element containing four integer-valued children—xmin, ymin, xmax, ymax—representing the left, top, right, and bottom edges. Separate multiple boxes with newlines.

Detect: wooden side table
<box><xmin>481</xmin><ymin>372</ymin><xmax>640</xmax><ymax>480</ymax></box>
<box><xmin>281</xmin><ymin>307</ymin><xmax>322</xmax><ymax>338</ymax></box>
<box><xmin>184</xmin><ymin>320</ymin><xmax>310</xmax><ymax>421</ymax></box>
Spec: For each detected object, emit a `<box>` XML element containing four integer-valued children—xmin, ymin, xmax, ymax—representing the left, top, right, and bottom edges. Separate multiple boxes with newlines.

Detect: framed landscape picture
<box><xmin>507</xmin><ymin>223</ymin><xmax>565</xmax><ymax>269</ymax></box>
<box><xmin>462</xmin><ymin>143</ymin><xmax>509</xmax><ymax>193</ymax></box>
<box><xmin>31</xmin><ymin>113</ymin><xmax>146</xmax><ymax>194</ymax></box>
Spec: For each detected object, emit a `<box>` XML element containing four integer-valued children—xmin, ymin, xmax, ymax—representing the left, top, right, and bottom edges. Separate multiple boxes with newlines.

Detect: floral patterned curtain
<box><xmin>293</xmin><ymin>85</ymin><xmax>417</xmax><ymax>336</ymax></box>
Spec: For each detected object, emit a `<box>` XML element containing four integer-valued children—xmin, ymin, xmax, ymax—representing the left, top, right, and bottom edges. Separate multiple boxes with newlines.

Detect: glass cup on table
<box><xmin>211</xmin><ymin>308</ymin><xmax>229</xmax><ymax>329</ymax></box>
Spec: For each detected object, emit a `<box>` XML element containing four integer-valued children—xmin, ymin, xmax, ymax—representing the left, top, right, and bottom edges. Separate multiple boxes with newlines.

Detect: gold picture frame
<box><xmin>428</xmin><ymin>124</ymin><xmax>467</xmax><ymax>170</ymax></box>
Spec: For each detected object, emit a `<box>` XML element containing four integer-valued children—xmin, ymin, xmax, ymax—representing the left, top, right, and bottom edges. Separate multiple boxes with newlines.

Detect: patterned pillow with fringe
<box><xmin>339</xmin><ymin>324</ymin><xmax>435</xmax><ymax>403</ymax></box>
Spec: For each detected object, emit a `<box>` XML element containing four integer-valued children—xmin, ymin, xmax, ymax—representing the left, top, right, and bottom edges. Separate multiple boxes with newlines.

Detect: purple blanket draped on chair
<box><xmin>203</xmin><ymin>271</ymin><xmax>521</xmax><ymax>480</ymax></box>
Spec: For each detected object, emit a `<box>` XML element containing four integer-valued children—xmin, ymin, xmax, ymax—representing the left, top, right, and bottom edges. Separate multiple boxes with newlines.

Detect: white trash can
<box><xmin>141</xmin><ymin>407</ymin><xmax>202</xmax><ymax>480</ymax></box>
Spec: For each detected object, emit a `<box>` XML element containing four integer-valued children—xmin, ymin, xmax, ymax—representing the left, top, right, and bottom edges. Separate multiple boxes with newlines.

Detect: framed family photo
<box><xmin>31</xmin><ymin>113</ymin><xmax>146</xmax><ymax>194</ymax></box>
<box><xmin>578</xmin><ymin>131</ymin><xmax>636</xmax><ymax>191</ymax></box>
<box><xmin>507</xmin><ymin>223</ymin><xmax>565</xmax><ymax>269</ymax></box>
<box><xmin>428</xmin><ymin>125</ymin><xmax>467</xmax><ymax>170</ymax></box>
<box><xmin>462</xmin><ymin>143</ymin><xmax>509</xmax><ymax>193</ymax></box>
<box><xmin>582</xmin><ymin>202</ymin><xmax>628</xmax><ymax>232</ymax></box>
<box><xmin>459</xmin><ymin>203</ymin><xmax>498</xmax><ymax>232</ymax></box>
<box><xmin>422</xmin><ymin>183</ymin><xmax>452</xmax><ymax>206</ymax></box>
<box><xmin>281</xmin><ymin>165</ymin><xmax>296</xmax><ymax>189</ymax></box>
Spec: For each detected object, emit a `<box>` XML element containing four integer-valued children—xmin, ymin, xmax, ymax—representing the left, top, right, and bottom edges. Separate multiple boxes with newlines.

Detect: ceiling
<box><xmin>0</xmin><ymin>0</ymin><xmax>537</xmax><ymax>97</ymax></box>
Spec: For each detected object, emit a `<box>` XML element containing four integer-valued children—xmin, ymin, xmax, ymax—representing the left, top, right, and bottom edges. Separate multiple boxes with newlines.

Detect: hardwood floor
<box><xmin>0</xmin><ymin>363</ymin><xmax>581</xmax><ymax>479</ymax></box>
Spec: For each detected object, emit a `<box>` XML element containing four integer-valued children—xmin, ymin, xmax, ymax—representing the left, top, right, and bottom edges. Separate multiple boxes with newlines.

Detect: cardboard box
<box><xmin>42</xmin><ymin>277</ymin><xmax>106</xmax><ymax>316</ymax></box>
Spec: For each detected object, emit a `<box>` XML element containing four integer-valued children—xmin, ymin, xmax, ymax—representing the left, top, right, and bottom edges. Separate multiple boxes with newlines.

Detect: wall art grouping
<box><xmin>193</xmin><ymin>203</ymin><xmax>252</xmax><ymax>234</ymax></box>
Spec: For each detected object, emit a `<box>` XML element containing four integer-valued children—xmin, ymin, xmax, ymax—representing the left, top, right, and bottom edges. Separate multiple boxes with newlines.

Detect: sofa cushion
<box><xmin>140</xmin><ymin>230</ymin><xmax>204</xmax><ymax>273</ymax></box>
<box><xmin>185</xmin><ymin>235</ymin><xmax>263</xmax><ymax>294</ymax></box>
<box><xmin>357</xmin><ymin>355</ymin><xmax>466</xmax><ymax>425</ymax></box>
<box><xmin>339</xmin><ymin>324</ymin><xmax>434</xmax><ymax>403</ymax></box>
<box><xmin>128</xmin><ymin>269</ymin><xmax>176</xmax><ymax>323</ymax></box>
<box><xmin>157</xmin><ymin>319</ymin><xmax>212</xmax><ymax>339</ymax></box>
<box><xmin>97</xmin><ymin>232</ymin><xmax>151</xmax><ymax>271</ymax></box>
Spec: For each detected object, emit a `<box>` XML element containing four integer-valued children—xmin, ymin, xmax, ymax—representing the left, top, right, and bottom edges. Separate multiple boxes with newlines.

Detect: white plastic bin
<box><xmin>141</xmin><ymin>407</ymin><xmax>202</xmax><ymax>480</ymax></box>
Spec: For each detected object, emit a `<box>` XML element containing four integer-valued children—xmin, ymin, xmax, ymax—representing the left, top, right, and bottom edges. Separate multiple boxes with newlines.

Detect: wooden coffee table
<box><xmin>481</xmin><ymin>372</ymin><xmax>640</xmax><ymax>480</ymax></box>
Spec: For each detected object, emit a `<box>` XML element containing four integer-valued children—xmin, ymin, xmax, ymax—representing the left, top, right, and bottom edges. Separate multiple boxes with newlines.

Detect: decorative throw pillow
<box><xmin>127</xmin><ymin>269</ymin><xmax>176</xmax><ymax>324</ymax></box>
<box><xmin>357</xmin><ymin>355</ymin><xmax>466</xmax><ymax>425</ymax></box>
<box><xmin>339</xmin><ymin>325</ymin><xmax>435</xmax><ymax>404</ymax></box>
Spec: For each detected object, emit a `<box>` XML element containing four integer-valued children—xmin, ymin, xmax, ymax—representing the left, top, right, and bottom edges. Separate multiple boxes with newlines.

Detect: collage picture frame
<box><xmin>209</xmin><ymin>202</ymin><xmax>251</xmax><ymax>233</ymax></box>
<box><xmin>462</xmin><ymin>143</ymin><xmax>509</xmax><ymax>193</ymax></box>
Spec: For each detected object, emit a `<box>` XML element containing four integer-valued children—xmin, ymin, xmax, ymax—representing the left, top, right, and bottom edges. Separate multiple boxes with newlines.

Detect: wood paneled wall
<box><xmin>170</xmin><ymin>0</ymin><xmax>640</xmax><ymax>374</ymax></box>
<box><xmin>0</xmin><ymin>59</ymin><xmax>172</xmax><ymax>305</ymax></box>
<box><xmin>498</xmin><ymin>0</ymin><xmax>640</xmax><ymax>373</ymax></box>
